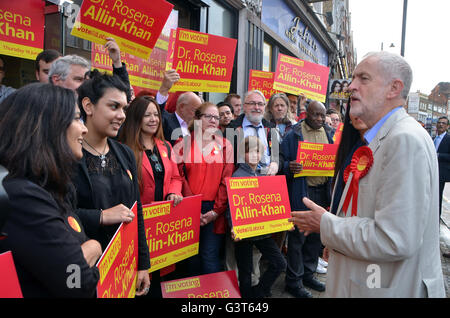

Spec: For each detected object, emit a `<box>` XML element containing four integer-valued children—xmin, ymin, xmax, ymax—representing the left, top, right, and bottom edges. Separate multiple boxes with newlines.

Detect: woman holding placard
<box><xmin>119</xmin><ymin>95</ymin><xmax>183</xmax><ymax>297</ymax></box>
<box><xmin>175</xmin><ymin>102</ymin><xmax>234</xmax><ymax>275</ymax></box>
<box><xmin>74</xmin><ymin>73</ymin><xmax>150</xmax><ymax>296</ymax></box>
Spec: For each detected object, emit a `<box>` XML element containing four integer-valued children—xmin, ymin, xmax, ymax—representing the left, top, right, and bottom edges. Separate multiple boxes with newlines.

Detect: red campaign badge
<box><xmin>68</xmin><ymin>216</ymin><xmax>81</xmax><ymax>233</ymax></box>
<box><xmin>342</xmin><ymin>146</ymin><xmax>373</xmax><ymax>217</ymax></box>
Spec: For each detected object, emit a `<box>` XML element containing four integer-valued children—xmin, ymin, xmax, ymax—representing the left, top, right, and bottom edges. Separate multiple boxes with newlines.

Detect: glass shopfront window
<box><xmin>206</xmin><ymin>0</ymin><xmax>237</xmax><ymax>104</ymax></box>
<box><xmin>263</xmin><ymin>42</ymin><xmax>272</xmax><ymax>72</ymax></box>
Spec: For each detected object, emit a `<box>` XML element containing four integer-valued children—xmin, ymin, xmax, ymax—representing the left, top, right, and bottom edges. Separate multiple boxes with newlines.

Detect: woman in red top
<box><xmin>119</xmin><ymin>96</ymin><xmax>183</xmax><ymax>204</ymax></box>
<box><xmin>118</xmin><ymin>95</ymin><xmax>183</xmax><ymax>296</ymax></box>
<box><xmin>175</xmin><ymin>102</ymin><xmax>234</xmax><ymax>275</ymax></box>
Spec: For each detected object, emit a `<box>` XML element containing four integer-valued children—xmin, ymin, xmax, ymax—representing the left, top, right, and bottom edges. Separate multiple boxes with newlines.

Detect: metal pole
<box><xmin>401</xmin><ymin>0</ymin><xmax>408</xmax><ymax>56</ymax></box>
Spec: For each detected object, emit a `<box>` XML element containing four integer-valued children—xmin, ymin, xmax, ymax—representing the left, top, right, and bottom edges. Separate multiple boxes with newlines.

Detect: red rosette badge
<box><xmin>342</xmin><ymin>146</ymin><xmax>373</xmax><ymax>217</ymax></box>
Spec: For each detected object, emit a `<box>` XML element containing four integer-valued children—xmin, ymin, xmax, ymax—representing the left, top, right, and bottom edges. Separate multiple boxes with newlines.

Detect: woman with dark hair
<box><xmin>74</xmin><ymin>73</ymin><xmax>151</xmax><ymax>296</ymax></box>
<box><xmin>118</xmin><ymin>96</ymin><xmax>183</xmax><ymax>297</ymax></box>
<box><xmin>331</xmin><ymin>98</ymin><xmax>369</xmax><ymax>216</ymax></box>
<box><xmin>175</xmin><ymin>102</ymin><xmax>234</xmax><ymax>275</ymax></box>
<box><xmin>119</xmin><ymin>96</ymin><xmax>183</xmax><ymax>205</ymax></box>
<box><xmin>0</xmin><ymin>83</ymin><xmax>101</xmax><ymax>297</ymax></box>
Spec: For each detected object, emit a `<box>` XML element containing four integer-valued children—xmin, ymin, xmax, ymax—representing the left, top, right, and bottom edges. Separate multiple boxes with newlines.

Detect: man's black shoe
<box><xmin>303</xmin><ymin>277</ymin><xmax>326</xmax><ymax>292</ymax></box>
<box><xmin>285</xmin><ymin>285</ymin><xmax>313</xmax><ymax>298</ymax></box>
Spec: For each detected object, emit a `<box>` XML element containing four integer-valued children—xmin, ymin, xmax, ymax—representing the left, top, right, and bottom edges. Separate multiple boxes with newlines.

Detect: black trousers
<box><xmin>235</xmin><ymin>237</ymin><xmax>286</xmax><ymax>298</ymax></box>
<box><xmin>286</xmin><ymin>184</ymin><xmax>329</xmax><ymax>287</ymax></box>
<box><xmin>439</xmin><ymin>180</ymin><xmax>445</xmax><ymax>218</ymax></box>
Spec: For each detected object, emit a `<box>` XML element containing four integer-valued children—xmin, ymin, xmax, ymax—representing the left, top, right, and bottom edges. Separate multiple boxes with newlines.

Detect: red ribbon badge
<box><xmin>342</xmin><ymin>146</ymin><xmax>373</xmax><ymax>217</ymax></box>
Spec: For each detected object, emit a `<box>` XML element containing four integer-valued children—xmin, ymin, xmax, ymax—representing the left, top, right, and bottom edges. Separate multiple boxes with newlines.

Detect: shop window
<box><xmin>206</xmin><ymin>0</ymin><xmax>237</xmax><ymax>103</ymax></box>
<box><xmin>263</xmin><ymin>42</ymin><xmax>272</xmax><ymax>72</ymax></box>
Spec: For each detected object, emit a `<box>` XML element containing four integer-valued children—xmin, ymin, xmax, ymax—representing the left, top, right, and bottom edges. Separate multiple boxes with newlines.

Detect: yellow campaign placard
<box><xmin>71</xmin><ymin>22</ymin><xmax>153</xmax><ymax>59</ymax></box>
<box><xmin>0</xmin><ymin>41</ymin><xmax>42</xmax><ymax>61</ymax></box>
<box><xmin>173</xmin><ymin>78</ymin><xmax>231</xmax><ymax>93</ymax></box>
<box><xmin>233</xmin><ymin>219</ymin><xmax>293</xmax><ymax>239</ymax></box>
<box><xmin>161</xmin><ymin>271</ymin><xmax>241</xmax><ymax>298</ymax></box>
<box><xmin>150</xmin><ymin>243</ymin><xmax>199</xmax><ymax>272</ymax></box>
<box><xmin>98</xmin><ymin>231</ymin><xmax>121</xmax><ymax>285</ymax></box>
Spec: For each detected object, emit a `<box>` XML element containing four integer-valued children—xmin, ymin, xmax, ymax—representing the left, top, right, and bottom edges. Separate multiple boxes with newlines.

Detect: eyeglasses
<box><xmin>149</xmin><ymin>153</ymin><xmax>163</xmax><ymax>173</ymax></box>
<box><xmin>202</xmin><ymin>114</ymin><xmax>220</xmax><ymax>121</ymax></box>
<box><xmin>245</xmin><ymin>101</ymin><xmax>266</xmax><ymax>107</ymax></box>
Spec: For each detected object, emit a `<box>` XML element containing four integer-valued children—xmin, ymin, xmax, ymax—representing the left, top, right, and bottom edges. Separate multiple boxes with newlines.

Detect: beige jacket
<box><xmin>321</xmin><ymin>108</ymin><xmax>445</xmax><ymax>298</ymax></box>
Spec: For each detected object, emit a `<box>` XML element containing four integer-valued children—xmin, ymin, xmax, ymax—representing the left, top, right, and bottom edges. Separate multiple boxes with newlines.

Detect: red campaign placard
<box><xmin>170</xmin><ymin>28</ymin><xmax>237</xmax><ymax>93</ymax></box>
<box><xmin>333</xmin><ymin>122</ymin><xmax>344</xmax><ymax>144</ymax></box>
<box><xmin>161</xmin><ymin>270</ymin><xmax>241</xmax><ymax>298</ymax></box>
<box><xmin>96</xmin><ymin>202</ymin><xmax>138</xmax><ymax>298</ymax></box>
<box><xmin>0</xmin><ymin>0</ymin><xmax>44</xmax><ymax>60</ymax></box>
<box><xmin>294</xmin><ymin>142</ymin><xmax>338</xmax><ymax>177</ymax></box>
<box><xmin>165</xmin><ymin>28</ymin><xmax>177</xmax><ymax>70</ymax></box>
<box><xmin>225</xmin><ymin>176</ymin><xmax>292</xmax><ymax>240</ymax></box>
<box><xmin>0</xmin><ymin>251</ymin><xmax>23</xmax><ymax>298</ymax></box>
<box><xmin>248</xmin><ymin>70</ymin><xmax>279</xmax><ymax>100</ymax></box>
<box><xmin>273</xmin><ymin>53</ymin><xmax>330</xmax><ymax>103</ymax></box>
<box><xmin>143</xmin><ymin>195</ymin><xmax>201</xmax><ymax>273</ymax></box>
<box><xmin>90</xmin><ymin>10</ymin><xmax>178</xmax><ymax>95</ymax></box>
<box><xmin>71</xmin><ymin>0</ymin><xmax>173</xmax><ymax>59</ymax></box>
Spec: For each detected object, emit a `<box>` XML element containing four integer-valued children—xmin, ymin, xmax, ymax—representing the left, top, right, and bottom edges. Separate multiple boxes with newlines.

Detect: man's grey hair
<box><xmin>48</xmin><ymin>55</ymin><xmax>90</xmax><ymax>83</ymax></box>
<box><xmin>243</xmin><ymin>89</ymin><xmax>266</xmax><ymax>103</ymax></box>
<box><xmin>363</xmin><ymin>51</ymin><xmax>413</xmax><ymax>99</ymax></box>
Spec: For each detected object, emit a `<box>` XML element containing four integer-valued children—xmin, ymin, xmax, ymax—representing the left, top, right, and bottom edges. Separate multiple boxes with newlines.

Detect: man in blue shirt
<box><xmin>289</xmin><ymin>51</ymin><xmax>445</xmax><ymax>297</ymax></box>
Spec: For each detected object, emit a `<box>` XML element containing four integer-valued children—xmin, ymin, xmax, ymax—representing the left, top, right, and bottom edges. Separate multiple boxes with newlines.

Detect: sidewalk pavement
<box><xmin>268</xmin><ymin>185</ymin><xmax>450</xmax><ymax>298</ymax></box>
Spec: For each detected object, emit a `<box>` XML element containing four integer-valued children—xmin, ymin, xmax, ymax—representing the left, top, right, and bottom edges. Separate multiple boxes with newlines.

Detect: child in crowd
<box><xmin>226</xmin><ymin>136</ymin><xmax>286</xmax><ymax>298</ymax></box>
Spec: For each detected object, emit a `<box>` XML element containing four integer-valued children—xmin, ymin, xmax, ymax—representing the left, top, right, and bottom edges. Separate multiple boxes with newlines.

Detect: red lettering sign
<box><xmin>226</xmin><ymin>176</ymin><xmax>292</xmax><ymax>240</ymax></box>
<box><xmin>143</xmin><ymin>195</ymin><xmax>201</xmax><ymax>273</ymax></box>
<box><xmin>0</xmin><ymin>0</ymin><xmax>44</xmax><ymax>60</ymax></box>
<box><xmin>72</xmin><ymin>0</ymin><xmax>173</xmax><ymax>59</ymax></box>
<box><xmin>170</xmin><ymin>28</ymin><xmax>237</xmax><ymax>93</ymax></box>
<box><xmin>0</xmin><ymin>251</ymin><xmax>23</xmax><ymax>298</ymax></box>
<box><xmin>248</xmin><ymin>70</ymin><xmax>279</xmax><ymax>100</ymax></box>
<box><xmin>273</xmin><ymin>53</ymin><xmax>330</xmax><ymax>102</ymax></box>
<box><xmin>90</xmin><ymin>10</ymin><xmax>178</xmax><ymax>96</ymax></box>
<box><xmin>96</xmin><ymin>202</ymin><xmax>138</xmax><ymax>298</ymax></box>
<box><xmin>295</xmin><ymin>142</ymin><xmax>338</xmax><ymax>177</ymax></box>
<box><xmin>161</xmin><ymin>270</ymin><xmax>241</xmax><ymax>298</ymax></box>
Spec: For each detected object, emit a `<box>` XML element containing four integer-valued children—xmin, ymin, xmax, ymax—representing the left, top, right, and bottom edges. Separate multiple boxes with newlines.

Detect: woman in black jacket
<box><xmin>0</xmin><ymin>83</ymin><xmax>101</xmax><ymax>297</ymax></box>
<box><xmin>74</xmin><ymin>73</ymin><xmax>151</xmax><ymax>296</ymax></box>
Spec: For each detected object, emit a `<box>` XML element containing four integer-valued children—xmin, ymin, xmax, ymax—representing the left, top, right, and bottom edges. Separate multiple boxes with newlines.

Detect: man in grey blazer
<box><xmin>290</xmin><ymin>51</ymin><xmax>445</xmax><ymax>297</ymax></box>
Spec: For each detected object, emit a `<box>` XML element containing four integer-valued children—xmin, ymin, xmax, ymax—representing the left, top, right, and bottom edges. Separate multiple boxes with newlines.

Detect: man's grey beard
<box><xmin>246</xmin><ymin>112</ymin><xmax>263</xmax><ymax>125</ymax></box>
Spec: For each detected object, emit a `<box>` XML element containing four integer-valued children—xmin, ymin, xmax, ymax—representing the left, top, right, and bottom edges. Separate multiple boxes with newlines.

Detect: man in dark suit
<box><xmin>160</xmin><ymin>91</ymin><xmax>202</xmax><ymax>145</ymax></box>
<box><xmin>224</xmin><ymin>89</ymin><xmax>284</xmax><ymax>176</ymax></box>
<box><xmin>434</xmin><ymin>116</ymin><xmax>450</xmax><ymax>218</ymax></box>
<box><xmin>155</xmin><ymin>70</ymin><xmax>202</xmax><ymax>145</ymax></box>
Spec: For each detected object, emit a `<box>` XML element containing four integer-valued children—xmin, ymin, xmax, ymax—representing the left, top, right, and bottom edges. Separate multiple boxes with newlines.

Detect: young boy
<box><xmin>226</xmin><ymin>136</ymin><xmax>286</xmax><ymax>298</ymax></box>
